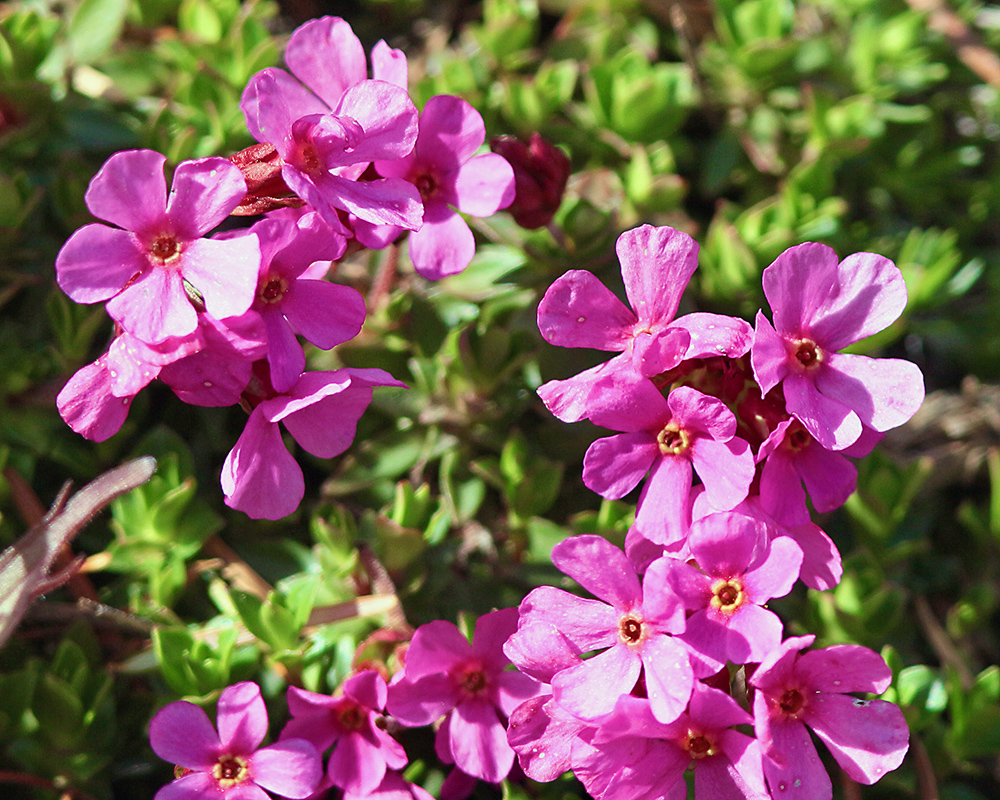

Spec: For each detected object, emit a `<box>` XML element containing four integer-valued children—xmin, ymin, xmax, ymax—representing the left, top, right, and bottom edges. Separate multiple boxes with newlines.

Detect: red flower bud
<box><xmin>228</xmin><ymin>143</ymin><xmax>305</xmax><ymax>216</ymax></box>
<box><xmin>489</xmin><ymin>133</ymin><xmax>570</xmax><ymax>229</ymax></box>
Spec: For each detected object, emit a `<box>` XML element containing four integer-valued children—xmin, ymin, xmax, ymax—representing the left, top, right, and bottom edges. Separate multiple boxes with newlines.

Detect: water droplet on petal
<box><xmin>577</xmin><ymin>316</ymin><xmax>586</xmax><ymax>323</ymax></box>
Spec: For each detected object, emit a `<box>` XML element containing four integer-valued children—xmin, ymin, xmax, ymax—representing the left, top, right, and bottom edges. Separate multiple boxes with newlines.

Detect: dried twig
<box><xmin>907</xmin><ymin>0</ymin><xmax>1000</xmax><ymax>90</ymax></box>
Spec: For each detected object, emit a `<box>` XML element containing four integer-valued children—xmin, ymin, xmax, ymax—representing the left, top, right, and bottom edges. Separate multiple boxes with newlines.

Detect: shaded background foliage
<box><xmin>1</xmin><ymin>0</ymin><xmax>1000</xmax><ymax>797</ymax></box>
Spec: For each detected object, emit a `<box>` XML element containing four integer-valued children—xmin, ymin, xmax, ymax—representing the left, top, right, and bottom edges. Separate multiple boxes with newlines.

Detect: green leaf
<box><xmin>66</xmin><ymin>0</ymin><xmax>129</xmax><ymax>64</ymax></box>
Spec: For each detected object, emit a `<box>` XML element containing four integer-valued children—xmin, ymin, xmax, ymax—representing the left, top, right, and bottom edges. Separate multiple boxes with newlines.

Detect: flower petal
<box><xmin>452</xmin><ymin>153</ymin><xmax>515</xmax><ymax>216</ymax></box>
<box><xmin>167</xmin><ymin>158</ymin><xmax>247</xmax><ymax>239</ymax></box>
<box><xmin>536</xmin><ymin>270</ymin><xmax>636</xmax><ymax>350</ymax></box>
<box><xmin>85</xmin><ymin>149</ymin><xmax>167</xmax><ymax>235</ymax></box>
<box><xmin>551</xmin><ymin>535</ymin><xmax>641</xmax><ymax>609</ymax></box>
<box><xmin>408</xmin><ymin>203</ymin><xmax>475</xmax><ymax>280</ymax></box>
<box><xmin>251</xmin><ymin>738</ymin><xmax>324</xmax><ymax>799</ymax></box>
<box><xmin>285</xmin><ymin>17</ymin><xmax>366</xmax><ymax>109</ymax></box>
<box><xmin>551</xmin><ymin>644</ymin><xmax>641</xmax><ymax>719</ymax></box>
<box><xmin>416</xmin><ymin>95</ymin><xmax>486</xmax><ymax>168</ymax></box>
<box><xmin>816</xmin><ymin>353</ymin><xmax>925</xmax><ymax>434</ymax></box>
<box><xmin>149</xmin><ymin>701</ymin><xmax>220</xmax><ymax>769</ymax></box>
<box><xmin>616</xmin><ymin>225</ymin><xmax>699</xmax><ymax>327</ymax></box>
<box><xmin>56</xmin><ymin>225</ymin><xmax>145</xmax><ymax>304</ymax></box>
<box><xmin>448</xmin><ymin>700</ymin><xmax>513</xmax><ymax>783</ymax></box>
<box><xmin>217</xmin><ymin>681</ymin><xmax>268</xmax><ymax>754</ymax></box>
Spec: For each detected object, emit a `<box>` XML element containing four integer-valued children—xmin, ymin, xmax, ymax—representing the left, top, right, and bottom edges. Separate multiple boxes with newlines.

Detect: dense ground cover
<box><xmin>1</xmin><ymin>0</ymin><xmax>1000</xmax><ymax>798</ymax></box>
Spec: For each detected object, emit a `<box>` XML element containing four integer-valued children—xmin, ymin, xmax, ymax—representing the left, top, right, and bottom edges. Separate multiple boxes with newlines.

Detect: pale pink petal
<box><xmin>687</xmin><ymin>511</ymin><xmax>764</xmax><ymax>577</ymax></box>
<box><xmin>285</xmin><ymin>17</ymin><xmax>366</xmax><ymax>109</ymax></box>
<box><xmin>702</xmin><ymin>732</ymin><xmax>769</xmax><ymax>800</ymax></box>
<box><xmin>629</xmin><ymin>326</ymin><xmax>691</xmax><ymax>377</ymax></box>
<box><xmin>241</xmin><ymin>68</ymin><xmax>330</xmax><ymax>158</ymax></box>
<box><xmin>327</xmin><ymin>733</ymin><xmax>386</xmax><ymax>794</ymax></box>
<box><xmin>282</xmin><ymin>280</ymin><xmax>365</xmax><ymax>349</ymax></box>
<box><xmin>631</xmin><ymin>456</ymin><xmax>694</xmax><ymax>546</ymax></box>
<box><xmin>750</xmin><ymin>635</ymin><xmax>815</xmax><ymax>696</ymax></box>
<box><xmin>641</xmin><ymin>634</ymin><xmax>694</xmax><ymax>723</ymax></box>
<box><xmin>182</xmin><ymin>235</ymin><xmax>260</xmax><ymax>321</ymax></box>
<box><xmin>673</xmin><ymin>312</ymin><xmax>753</xmax><ymax>359</ymax></box>
<box><xmin>153</xmin><ymin>772</ymin><xmax>215</xmax><ymax>800</ymax></box>
<box><xmin>221</xmin><ymin>408</ymin><xmax>304</xmax><ymax>520</ymax></box>
<box><xmin>449</xmin><ymin>700</ymin><xmax>513</xmax><ymax>782</ymax></box>
<box><xmin>783</xmin><ymin>373</ymin><xmax>861</xmax><ymax>451</ymax></box>
<box><xmin>335</xmin><ymin>81</ymin><xmax>419</xmax><ymax>163</ymax></box>
<box><xmin>405</xmin><ymin>620</ymin><xmax>472</xmax><ymax>679</ymax></box>
<box><xmin>372</xmin><ymin>40</ymin><xmax>408</xmax><ymax>87</ymax></box>
<box><xmin>551</xmin><ymin>535</ymin><xmax>641</xmax><ymax>609</ymax></box>
<box><xmin>779</xmin><ymin>523</ymin><xmax>842</xmax><ymax>591</ymax></box>
<box><xmin>616</xmin><ymin>224</ymin><xmax>699</xmax><ymax>326</ymax></box>
<box><xmin>56</xmin><ymin>225</ymin><xmax>146</xmax><ymax>304</ymax></box>
<box><xmin>452</xmin><ymin>153</ymin><xmax>515</xmax><ymax>216</ymax></box>
<box><xmin>762</xmin><ymin>242</ymin><xmax>841</xmax><ymax>337</ymax></box>
<box><xmin>551</xmin><ymin>644</ymin><xmax>641</xmax><ymax>719</ymax></box>
<box><xmin>278</xmin><ymin>384</ymin><xmax>374</xmax><ymax>459</ymax></box>
<box><xmin>760</xmin><ymin>449</ymin><xmax>811</xmax><ymax>526</ymax></box>
<box><xmin>805</xmin><ymin>252</ymin><xmax>908</xmax><ymax>350</ymax></box>
<box><xmin>217</xmin><ymin>682</ymin><xmax>268</xmax><ymax>754</ymax></box>
<box><xmin>690</xmin><ymin>436</ymin><xmax>754</xmax><ymax>511</ymax></box>
<box><xmin>416</xmin><ymin>95</ymin><xmax>485</xmax><ymax>169</ymax></box>
<box><xmin>582</xmin><ymin>432</ymin><xmax>659</xmax><ymax>499</ymax></box>
<box><xmin>758</xmin><ymin>715</ymin><xmax>831</xmax><ymax>800</ymax></box>
<box><xmin>502</xmin><ymin>621</ymin><xmax>579</xmax><ymax>683</ymax></box>
<box><xmin>587</xmin><ymin>377</ymin><xmax>670</xmax><ymax>432</ymax></box>
<box><xmin>251</xmin><ymin>738</ymin><xmax>324</xmax><ymax>798</ymax></box>
<box><xmin>57</xmin><ymin>358</ymin><xmax>133</xmax><ymax>442</ymax></box>
<box><xmin>805</xmin><ymin>694</ymin><xmax>908</xmax><ymax>784</ymax></box>
<box><xmin>796</xmin><ymin>644</ymin><xmax>892</xmax><ymax>694</ymax></box>
<box><xmin>743</xmin><ymin>536</ymin><xmax>802</xmax><ymax>602</ymax></box>
<box><xmin>167</xmin><ymin>157</ymin><xmax>247</xmax><ymax>239</ymax></box>
<box><xmin>517</xmin><ymin>586</ymin><xmax>619</xmax><ymax>652</ymax></box>
<box><xmin>315</xmin><ymin>172</ymin><xmax>423</xmax><ymax>230</ymax></box>
<box><xmin>750</xmin><ymin>311</ymin><xmax>791</xmax><ymax>395</ymax></box>
<box><xmin>817</xmin><ymin>353</ymin><xmax>925</xmax><ymax>433</ymax></box>
<box><xmin>149</xmin><ymin>701</ymin><xmax>220</xmax><ymax>769</ymax></box>
<box><xmin>408</xmin><ymin>202</ymin><xmax>475</xmax><ymax>280</ymax></box>
<box><xmin>262</xmin><ymin>308</ymin><xmax>305</xmax><ymax>394</ymax></box>
<box><xmin>535</xmin><ymin>357</ymin><xmax>626</xmax><ymax>423</ymax></box>
<box><xmin>387</xmin><ymin>673</ymin><xmax>459</xmax><ymax>726</ymax></box>
<box><xmin>723</xmin><ymin>603</ymin><xmax>785</xmax><ymax>662</ymax></box>
<box><xmin>668</xmin><ymin>385</ymin><xmax>736</xmax><ymax>441</ymax></box>
<box><xmin>494</xmin><ymin>670</ymin><xmax>543</xmax><ymax>717</ymax></box>
<box><xmin>507</xmin><ymin>697</ymin><xmax>580</xmax><ymax>781</ymax></box>
<box><xmin>471</xmin><ymin>607</ymin><xmax>519</xmax><ymax>662</ymax></box>
<box><xmin>107</xmin><ymin>266</ymin><xmax>196</xmax><ymax>344</ymax></box>
<box><xmin>795</xmin><ymin>442</ymin><xmax>856</xmax><ymax>513</ymax></box>
<box><xmin>536</xmin><ymin>270</ymin><xmax>636</xmax><ymax>350</ymax></box>
<box><xmin>85</xmin><ymin>149</ymin><xmax>167</xmax><ymax>235</ymax></box>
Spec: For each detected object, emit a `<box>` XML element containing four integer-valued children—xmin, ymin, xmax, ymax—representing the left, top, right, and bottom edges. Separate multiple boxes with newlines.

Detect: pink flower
<box><xmin>648</xmin><ymin>511</ymin><xmax>802</xmax><ymax>672</ymax></box>
<box><xmin>245</xmin><ymin>210</ymin><xmax>362</xmax><ymax>392</ymax></box>
<box><xmin>757</xmin><ymin>419</ymin><xmax>882</xmax><ymax>526</ymax></box>
<box><xmin>751</xmin><ymin>243</ymin><xmax>925</xmax><ymax>451</ymax></box>
<box><xmin>573</xmin><ymin>687</ymin><xmax>770</xmax><ymax>800</ymax></box>
<box><xmin>751</xmin><ymin>636</ymin><xmax>909</xmax><ymax>799</ymax></box>
<box><xmin>240</xmin><ymin>17</ymin><xmax>421</xmax><ymax>233</ymax></box>
<box><xmin>222</xmin><ymin>367</ymin><xmax>405</xmax><ymax>519</ymax></box>
<box><xmin>56</xmin><ymin>149</ymin><xmax>259</xmax><ymax>344</ymax></box>
<box><xmin>508</xmin><ymin>535</ymin><xmax>693</xmax><ymax>723</ymax></box>
<box><xmin>373</xmin><ymin>95</ymin><xmax>515</xmax><ymax>279</ymax></box>
<box><xmin>582</xmin><ymin>382</ymin><xmax>755</xmax><ymax>546</ymax></box>
<box><xmin>281</xmin><ymin>671</ymin><xmax>407</xmax><ymax>795</ymax></box>
<box><xmin>149</xmin><ymin>681</ymin><xmax>322</xmax><ymax>800</ymax></box>
<box><xmin>386</xmin><ymin>609</ymin><xmax>542</xmax><ymax>783</ymax></box>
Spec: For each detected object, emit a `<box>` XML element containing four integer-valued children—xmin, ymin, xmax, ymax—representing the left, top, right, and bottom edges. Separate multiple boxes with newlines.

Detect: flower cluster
<box><xmin>54</xmin><ymin>16</ymin><xmax>519</xmax><ymax>519</ymax></box>
<box><xmin>498</xmin><ymin>224</ymin><xmax>921</xmax><ymax>799</ymax></box>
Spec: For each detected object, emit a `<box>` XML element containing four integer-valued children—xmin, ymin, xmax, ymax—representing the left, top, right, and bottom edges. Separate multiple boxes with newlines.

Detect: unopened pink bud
<box><xmin>490</xmin><ymin>133</ymin><xmax>570</xmax><ymax>229</ymax></box>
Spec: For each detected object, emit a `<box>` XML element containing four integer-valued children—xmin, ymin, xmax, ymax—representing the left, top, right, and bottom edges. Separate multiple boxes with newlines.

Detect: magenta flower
<box><xmin>508</xmin><ymin>535</ymin><xmax>693</xmax><ymax>723</ymax></box>
<box><xmin>342</xmin><ymin>771</ymin><xmax>435</xmax><ymax>800</ymax></box>
<box><xmin>751</xmin><ymin>242</ymin><xmax>925</xmax><ymax>451</ymax></box>
<box><xmin>757</xmin><ymin>418</ymin><xmax>881</xmax><ymax>526</ymax></box>
<box><xmin>56</xmin><ymin>149</ymin><xmax>260</xmax><ymax>345</ymax></box>
<box><xmin>281</xmin><ymin>670</ymin><xmax>406</xmax><ymax>795</ymax></box>
<box><xmin>241</xmin><ymin>17</ymin><xmax>421</xmax><ymax>233</ymax></box>
<box><xmin>573</xmin><ymin>687</ymin><xmax>770</xmax><ymax>800</ymax></box>
<box><xmin>582</xmin><ymin>382</ymin><xmax>755</xmax><ymax>546</ymax></box>
<box><xmin>537</xmin><ymin>225</ymin><xmax>697</xmax><ymax>377</ymax></box>
<box><xmin>149</xmin><ymin>681</ymin><xmax>321</xmax><ymax>800</ymax></box>
<box><xmin>386</xmin><ymin>608</ymin><xmax>542</xmax><ymax>783</ymax></box>
<box><xmin>373</xmin><ymin>95</ymin><xmax>515</xmax><ymax>279</ymax></box>
<box><xmin>222</xmin><ymin>367</ymin><xmax>405</xmax><ymax>519</ymax></box>
<box><xmin>751</xmin><ymin>635</ymin><xmax>909</xmax><ymax>799</ymax></box>
<box><xmin>245</xmin><ymin>210</ymin><xmax>363</xmax><ymax>392</ymax></box>
<box><xmin>647</xmin><ymin>511</ymin><xmax>802</xmax><ymax>672</ymax></box>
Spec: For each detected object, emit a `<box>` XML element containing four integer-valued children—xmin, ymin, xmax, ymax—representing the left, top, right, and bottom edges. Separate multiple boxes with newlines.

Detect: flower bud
<box><xmin>228</xmin><ymin>143</ymin><xmax>305</xmax><ymax>216</ymax></box>
<box><xmin>489</xmin><ymin>133</ymin><xmax>570</xmax><ymax>229</ymax></box>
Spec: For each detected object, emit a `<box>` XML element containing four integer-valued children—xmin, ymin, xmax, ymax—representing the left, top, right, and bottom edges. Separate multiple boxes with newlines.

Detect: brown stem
<box><xmin>3</xmin><ymin>467</ymin><xmax>100</xmax><ymax>602</ymax></box>
<box><xmin>355</xmin><ymin>543</ymin><xmax>408</xmax><ymax>629</ymax></box>
<box><xmin>367</xmin><ymin>243</ymin><xmax>399</xmax><ymax>312</ymax></box>
<box><xmin>913</xmin><ymin>735</ymin><xmax>940</xmax><ymax>800</ymax></box>
<box><xmin>839</xmin><ymin>767</ymin><xmax>862</xmax><ymax>800</ymax></box>
<box><xmin>0</xmin><ymin>770</ymin><xmax>100</xmax><ymax>800</ymax></box>
<box><xmin>906</xmin><ymin>0</ymin><xmax>1000</xmax><ymax>89</ymax></box>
